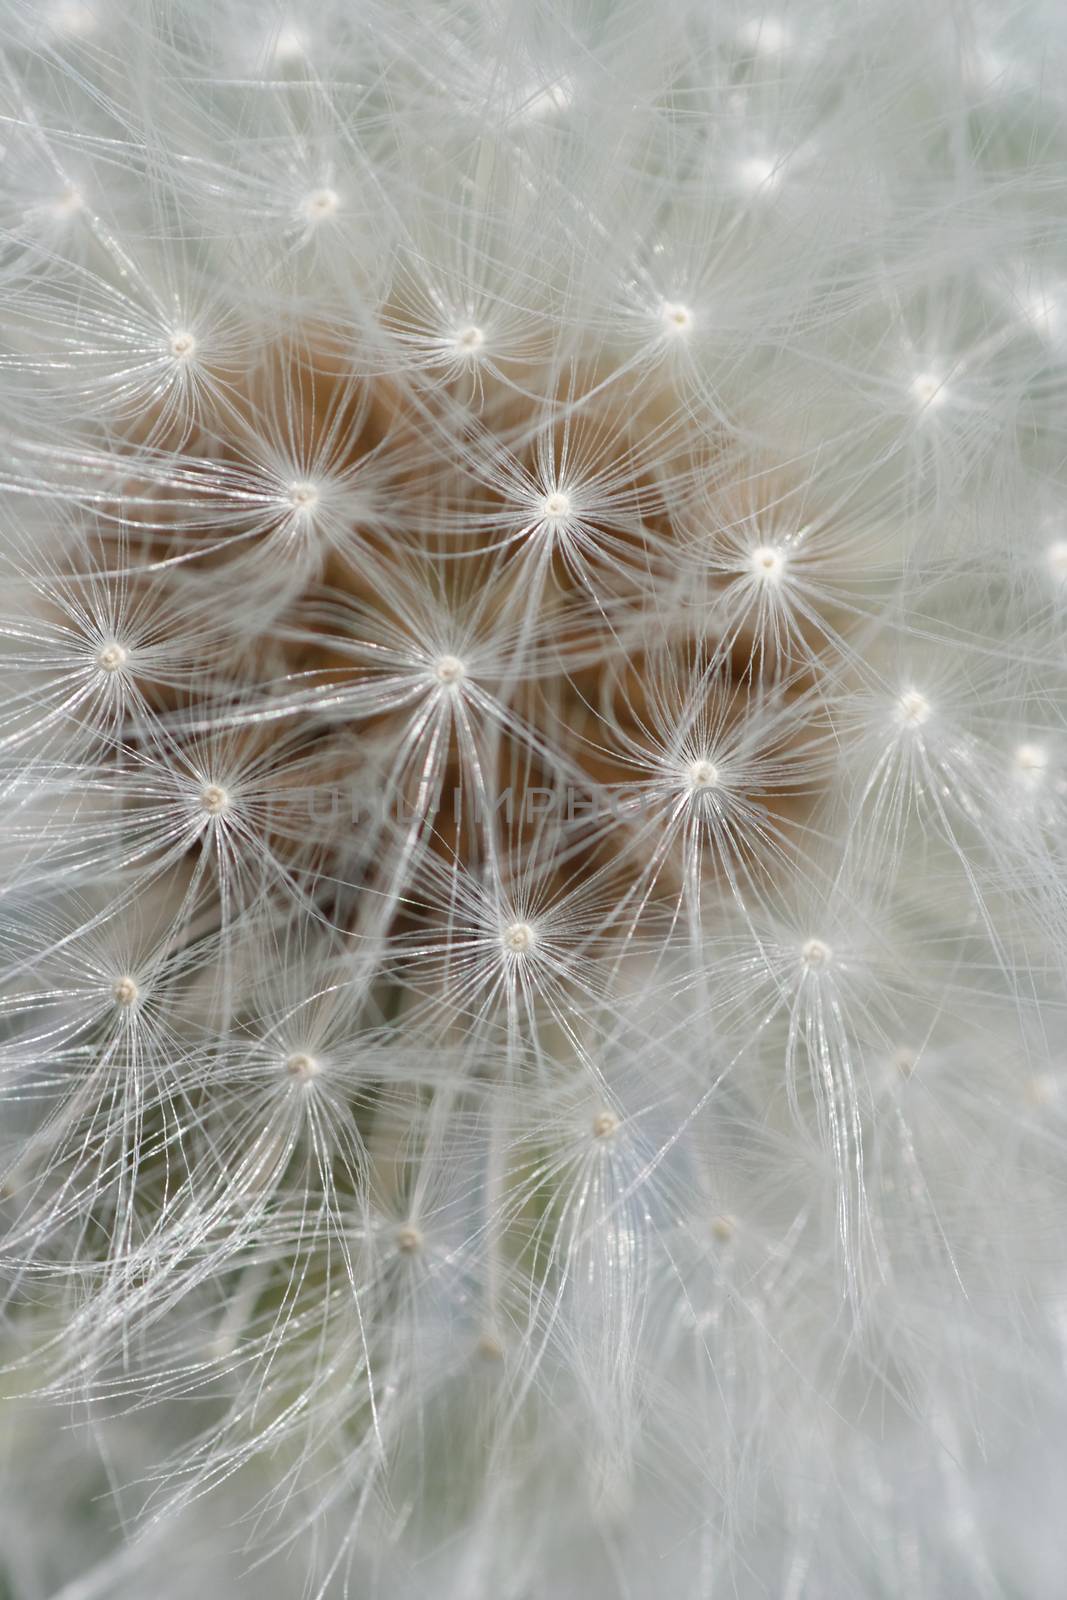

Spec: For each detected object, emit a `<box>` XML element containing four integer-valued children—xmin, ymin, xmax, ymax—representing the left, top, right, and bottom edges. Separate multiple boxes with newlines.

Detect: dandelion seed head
<box><xmin>5</xmin><ymin>1</ymin><xmax>1066</xmax><ymax>1584</ymax></box>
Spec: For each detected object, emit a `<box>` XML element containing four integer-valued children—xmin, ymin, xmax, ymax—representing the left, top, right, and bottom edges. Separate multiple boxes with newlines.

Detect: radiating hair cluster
<box><xmin>2</xmin><ymin>1</ymin><xmax>1067</xmax><ymax>1595</ymax></box>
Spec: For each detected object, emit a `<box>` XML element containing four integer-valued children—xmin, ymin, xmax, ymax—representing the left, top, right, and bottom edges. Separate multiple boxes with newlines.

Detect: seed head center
<box><xmin>96</xmin><ymin>641</ymin><xmax>128</xmax><ymax>672</ymax></box>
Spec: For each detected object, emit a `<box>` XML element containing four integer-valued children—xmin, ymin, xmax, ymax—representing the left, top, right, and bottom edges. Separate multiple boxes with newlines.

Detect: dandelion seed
<box><xmin>592</xmin><ymin>1110</ymin><xmax>618</xmax><ymax>1138</ymax></box>
<box><xmin>168</xmin><ymin>331</ymin><xmax>196</xmax><ymax>361</ymax></box>
<box><xmin>395</xmin><ymin>1225</ymin><xmax>423</xmax><ymax>1254</ymax></box>
<box><xmin>710</xmin><ymin>1214</ymin><xmax>735</xmax><ymax>1243</ymax></box>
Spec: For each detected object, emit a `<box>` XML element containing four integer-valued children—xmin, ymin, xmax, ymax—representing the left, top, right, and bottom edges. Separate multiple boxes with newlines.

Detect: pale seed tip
<box><xmin>286</xmin><ymin>1052</ymin><xmax>320</xmax><ymax>1081</ymax></box>
<box><xmin>736</xmin><ymin>155</ymin><xmax>779</xmax><ymax>192</ymax></box>
<box><xmin>801</xmin><ymin>937</ymin><xmax>832</xmax><ymax>969</ymax></box>
<box><xmin>661</xmin><ymin>301</ymin><xmax>694</xmax><ymax>335</ymax></box>
<box><xmin>1015</xmin><ymin>743</ymin><xmax>1048</xmax><ymax>774</ymax></box>
<box><xmin>542</xmin><ymin>490</ymin><xmax>572</xmax><ymax>520</ymax></box>
<box><xmin>289</xmin><ymin>482</ymin><xmax>320</xmax><ymax>511</ymax></box>
<box><xmin>688</xmin><ymin>758</ymin><xmax>719</xmax><ymax>791</ymax></box>
<box><xmin>201</xmin><ymin>783</ymin><xmax>230</xmax><ymax>816</ymax></box>
<box><xmin>503</xmin><ymin>921</ymin><xmax>535</xmax><ymax>954</ymax></box>
<box><xmin>303</xmin><ymin>188</ymin><xmax>340</xmax><ymax>222</ymax></box>
<box><xmin>911</xmin><ymin>372</ymin><xmax>947</xmax><ymax>409</ymax></box>
<box><xmin>434</xmin><ymin>654</ymin><xmax>465</xmax><ymax>684</ymax></box>
<box><xmin>751</xmin><ymin>544</ymin><xmax>785</xmax><ymax>581</ymax></box>
<box><xmin>738</xmin><ymin>17</ymin><xmax>790</xmax><ymax>55</ymax></box>
<box><xmin>897</xmin><ymin>688</ymin><xmax>932</xmax><ymax>727</ymax></box>
<box><xmin>272</xmin><ymin>24</ymin><xmax>307</xmax><ymax>62</ymax></box>
<box><xmin>96</xmin><ymin>641</ymin><xmax>128</xmax><ymax>672</ymax></box>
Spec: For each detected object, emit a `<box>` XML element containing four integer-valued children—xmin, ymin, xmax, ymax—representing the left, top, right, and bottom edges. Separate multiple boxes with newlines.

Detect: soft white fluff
<box><xmin>2</xmin><ymin>0</ymin><xmax>1067</xmax><ymax>1595</ymax></box>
